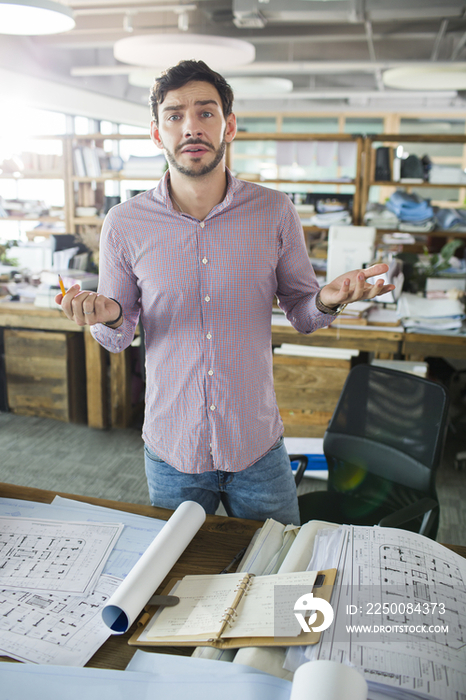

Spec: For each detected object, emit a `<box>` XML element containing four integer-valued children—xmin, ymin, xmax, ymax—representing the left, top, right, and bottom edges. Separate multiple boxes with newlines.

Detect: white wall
<box><xmin>0</xmin><ymin>68</ymin><xmax>150</xmax><ymax>128</ymax></box>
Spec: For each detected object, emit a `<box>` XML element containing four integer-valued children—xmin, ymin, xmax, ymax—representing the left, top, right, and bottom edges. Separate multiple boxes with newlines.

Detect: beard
<box><xmin>163</xmin><ymin>134</ymin><xmax>227</xmax><ymax>178</ymax></box>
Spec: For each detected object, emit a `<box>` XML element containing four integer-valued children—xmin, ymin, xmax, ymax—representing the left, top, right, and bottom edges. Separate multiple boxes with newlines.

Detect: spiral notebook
<box><xmin>129</xmin><ymin>568</ymin><xmax>336</xmax><ymax>649</ymax></box>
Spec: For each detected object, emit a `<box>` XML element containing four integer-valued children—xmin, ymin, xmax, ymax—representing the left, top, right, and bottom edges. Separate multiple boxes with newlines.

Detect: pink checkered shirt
<box><xmin>91</xmin><ymin>170</ymin><xmax>334</xmax><ymax>473</ymax></box>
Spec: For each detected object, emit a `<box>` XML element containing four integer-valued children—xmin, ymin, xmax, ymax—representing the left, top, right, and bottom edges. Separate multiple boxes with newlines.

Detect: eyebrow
<box><xmin>162</xmin><ymin>99</ymin><xmax>219</xmax><ymax>113</ymax></box>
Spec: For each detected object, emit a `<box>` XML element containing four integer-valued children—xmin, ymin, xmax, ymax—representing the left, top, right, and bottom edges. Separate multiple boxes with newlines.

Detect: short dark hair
<box><xmin>150</xmin><ymin>60</ymin><xmax>234</xmax><ymax>124</ymax></box>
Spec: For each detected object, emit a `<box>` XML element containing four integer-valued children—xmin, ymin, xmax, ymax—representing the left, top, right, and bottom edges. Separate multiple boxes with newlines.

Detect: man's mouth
<box><xmin>179</xmin><ymin>142</ymin><xmax>211</xmax><ymax>155</ymax></box>
<box><xmin>182</xmin><ymin>147</ymin><xmax>208</xmax><ymax>154</ymax></box>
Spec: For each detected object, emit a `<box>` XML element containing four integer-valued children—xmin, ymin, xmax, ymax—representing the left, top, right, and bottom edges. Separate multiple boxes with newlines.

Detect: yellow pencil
<box><xmin>58</xmin><ymin>274</ymin><xmax>66</xmax><ymax>296</ymax></box>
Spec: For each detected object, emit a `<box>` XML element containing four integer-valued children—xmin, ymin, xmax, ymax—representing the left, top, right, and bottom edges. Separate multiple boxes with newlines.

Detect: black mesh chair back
<box><xmin>298</xmin><ymin>364</ymin><xmax>449</xmax><ymax>538</ymax></box>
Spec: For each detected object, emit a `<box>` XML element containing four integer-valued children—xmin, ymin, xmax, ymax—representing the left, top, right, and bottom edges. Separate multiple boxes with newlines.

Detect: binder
<box><xmin>129</xmin><ymin>568</ymin><xmax>336</xmax><ymax>649</ymax></box>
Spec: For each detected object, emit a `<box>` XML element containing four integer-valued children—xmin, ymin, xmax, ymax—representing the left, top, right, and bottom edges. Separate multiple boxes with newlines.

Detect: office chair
<box><xmin>294</xmin><ymin>364</ymin><xmax>449</xmax><ymax>539</ymax></box>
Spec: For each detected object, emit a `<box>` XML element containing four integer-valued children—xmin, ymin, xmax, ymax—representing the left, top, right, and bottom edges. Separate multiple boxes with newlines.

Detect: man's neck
<box><xmin>168</xmin><ymin>167</ymin><xmax>228</xmax><ymax>221</ymax></box>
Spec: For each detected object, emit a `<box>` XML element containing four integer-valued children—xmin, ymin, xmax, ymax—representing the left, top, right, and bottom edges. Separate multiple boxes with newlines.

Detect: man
<box><xmin>58</xmin><ymin>60</ymin><xmax>394</xmax><ymax>525</ymax></box>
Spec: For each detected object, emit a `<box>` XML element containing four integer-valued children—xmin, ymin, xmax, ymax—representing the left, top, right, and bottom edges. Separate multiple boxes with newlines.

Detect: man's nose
<box><xmin>183</xmin><ymin>114</ymin><xmax>203</xmax><ymax>138</ymax></box>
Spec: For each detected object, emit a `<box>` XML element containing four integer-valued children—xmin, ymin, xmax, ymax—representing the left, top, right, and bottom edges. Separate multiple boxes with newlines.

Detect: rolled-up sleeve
<box><xmin>90</xmin><ymin>213</ymin><xmax>141</xmax><ymax>353</ymax></box>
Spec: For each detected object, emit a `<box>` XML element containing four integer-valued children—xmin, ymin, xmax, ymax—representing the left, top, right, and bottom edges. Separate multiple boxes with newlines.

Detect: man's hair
<box><xmin>150</xmin><ymin>60</ymin><xmax>234</xmax><ymax>124</ymax></box>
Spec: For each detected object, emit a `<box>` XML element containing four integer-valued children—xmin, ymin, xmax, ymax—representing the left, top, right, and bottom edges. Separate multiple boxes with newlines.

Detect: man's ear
<box><xmin>150</xmin><ymin>121</ymin><xmax>164</xmax><ymax>150</ymax></box>
<box><xmin>225</xmin><ymin>113</ymin><xmax>237</xmax><ymax>144</ymax></box>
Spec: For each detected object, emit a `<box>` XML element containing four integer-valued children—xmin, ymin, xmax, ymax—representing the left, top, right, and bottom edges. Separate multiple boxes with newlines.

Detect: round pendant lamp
<box><xmin>114</xmin><ymin>34</ymin><xmax>255</xmax><ymax>70</ymax></box>
<box><xmin>383</xmin><ymin>66</ymin><xmax>466</xmax><ymax>91</ymax></box>
<box><xmin>0</xmin><ymin>0</ymin><xmax>75</xmax><ymax>35</ymax></box>
<box><xmin>228</xmin><ymin>77</ymin><xmax>293</xmax><ymax>95</ymax></box>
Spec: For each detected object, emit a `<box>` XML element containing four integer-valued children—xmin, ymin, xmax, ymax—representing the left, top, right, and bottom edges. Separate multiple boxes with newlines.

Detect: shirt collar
<box><xmin>154</xmin><ymin>167</ymin><xmax>241</xmax><ymax>218</ymax></box>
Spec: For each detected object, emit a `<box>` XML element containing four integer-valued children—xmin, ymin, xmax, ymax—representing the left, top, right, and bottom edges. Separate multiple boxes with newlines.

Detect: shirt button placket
<box><xmin>200</xmin><ymin>220</ymin><xmax>215</xmax><ymax>447</ymax></box>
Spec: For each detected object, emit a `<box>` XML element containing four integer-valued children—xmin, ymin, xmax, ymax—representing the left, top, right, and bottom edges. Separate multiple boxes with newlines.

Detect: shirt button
<box><xmin>204</xmin><ymin>295</ymin><xmax>210</xmax><ymax>302</ymax></box>
<box><xmin>200</xmin><ymin>222</ymin><xmax>205</xmax><ymax>228</ymax></box>
<box><xmin>206</xmin><ymin>333</ymin><xmax>212</xmax><ymax>339</ymax></box>
<box><xmin>210</xmin><ymin>405</ymin><xmax>216</xmax><ymax>411</ymax></box>
<box><xmin>208</xmin><ymin>369</ymin><xmax>213</xmax><ymax>376</ymax></box>
<box><xmin>202</xmin><ymin>257</ymin><xmax>208</xmax><ymax>264</ymax></box>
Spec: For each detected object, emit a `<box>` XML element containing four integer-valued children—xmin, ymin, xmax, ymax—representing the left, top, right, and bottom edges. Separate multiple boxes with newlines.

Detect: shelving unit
<box><xmin>228</xmin><ymin>132</ymin><xmax>364</xmax><ymax>229</ymax></box>
<box><xmin>3</xmin><ymin>131</ymin><xmax>466</xmax><ymax>246</ymax></box>
<box><xmin>0</xmin><ymin>135</ymin><xmax>68</xmax><ymax>240</ymax></box>
<box><xmin>67</xmin><ymin>132</ymin><xmax>157</xmax><ymax>234</ymax></box>
<box><xmin>361</xmin><ymin>133</ymin><xmax>466</xmax><ymax>239</ymax></box>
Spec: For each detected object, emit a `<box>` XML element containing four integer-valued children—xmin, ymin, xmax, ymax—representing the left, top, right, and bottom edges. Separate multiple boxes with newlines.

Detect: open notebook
<box><xmin>130</xmin><ymin>569</ymin><xmax>336</xmax><ymax>649</ymax></box>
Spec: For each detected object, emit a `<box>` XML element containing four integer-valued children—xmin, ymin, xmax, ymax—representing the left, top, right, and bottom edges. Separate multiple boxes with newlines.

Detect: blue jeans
<box><xmin>144</xmin><ymin>437</ymin><xmax>300</xmax><ymax>526</ymax></box>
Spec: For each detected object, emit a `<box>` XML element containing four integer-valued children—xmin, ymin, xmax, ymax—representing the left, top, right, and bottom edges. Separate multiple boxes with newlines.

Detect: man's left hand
<box><xmin>319</xmin><ymin>263</ymin><xmax>396</xmax><ymax>308</ymax></box>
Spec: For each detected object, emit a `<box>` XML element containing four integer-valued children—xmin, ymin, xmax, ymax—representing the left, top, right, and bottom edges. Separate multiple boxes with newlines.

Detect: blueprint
<box><xmin>290</xmin><ymin>525</ymin><xmax>466</xmax><ymax>700</ymax></box>
<box><xmin>0</xmin><ymin>573</ymin><xmax>120</xmax><ymax>665</ymax></box>
<box><xmin>0</xmin><ymin>515</ymin><xmax>123</xmax><ymax>594</ymax></box>
<box><xmin>0</xmin><ymin>497</ymin><xmax>166</xmax><ymax>580</ymax></box>
<box><xmin>0</xmin><ymin>497</ymin><xmax>167</xmax><ymax>664</ymax></box>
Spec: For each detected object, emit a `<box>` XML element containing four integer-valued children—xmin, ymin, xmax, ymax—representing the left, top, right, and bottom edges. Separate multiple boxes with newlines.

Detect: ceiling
<box><xmin>3</xmin><ymin>0</ymin><xmax>466</xmax><ymax>119</ymax></box>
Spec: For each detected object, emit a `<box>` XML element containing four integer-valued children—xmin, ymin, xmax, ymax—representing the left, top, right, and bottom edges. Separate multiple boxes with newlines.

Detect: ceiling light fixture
<box><xmin>228</xmin><ymin>77</ymin><xmax>293</xmax><ymax>95</ymax></box>
<box><xmin>383</xmin><ymin>66</ymin><xmax>466</xmax><ymax>90</ymax></box>
<box><xmin>0</xmin><ymin>0</ymin><xmax>75</xmax><ymax>35</ymax></box>
<box><xmin>114</xmin><ymin>34</ymin><xmax>255</xmax><ymax>70</ymax></box>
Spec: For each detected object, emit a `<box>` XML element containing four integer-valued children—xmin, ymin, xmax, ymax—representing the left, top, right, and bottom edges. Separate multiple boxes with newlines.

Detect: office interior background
<box><xmin>0</xmin><ymin>0</ymin><xmax>465</xmax><ymax>543</ymax></box>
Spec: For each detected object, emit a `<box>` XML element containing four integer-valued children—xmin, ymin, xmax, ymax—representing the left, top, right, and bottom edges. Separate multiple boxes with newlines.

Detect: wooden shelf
<box><xmin>375</xmin><ymin>228</ymin><xmax>466</xmax><ymax>240</ymax></box>
<box><xmin>368</xmin><ymin>134</ymin><xmax>466</xmax><ymax>144</ymax></box>
<box><xmin>241</xmin><ymin>178</ymin><xmax>355</xmax><ymax>186</ymax></box>
<box><xmin>0</xmin><ymin>172</ymin><xmax>63</xmax><ymax>179</ymax></box>
<box><xmin>26</xmin><ymin>229</ymin><xmax>66</xmax><ymax>238</ymax></box>
<box><xmin>1</xmin><ymin>215</ymin><xmax>64</xmax><ymax>222</ymax></box>
<box><xmin>73</xmin><ymin>216</ymin><xmax>104</xmax><ymax>225</ymax></box>
<box><xmin>72</xmin><ymin>133</ymin><xmax>150</xmax><ymax>141</ymax></box>
<box><xmin>234</xmin><ymin>132</ymin><xmax>359</xmax><ymax>141</ymax></box>
<box><xmin>371</xmin><ymin>180</ymin><xmax>466</xmax><ymax>188</ymax></box>
<box><xmin>72</xmin><ymin>174</ymin><xmax>159</xmax><ymax>183</ymax></box>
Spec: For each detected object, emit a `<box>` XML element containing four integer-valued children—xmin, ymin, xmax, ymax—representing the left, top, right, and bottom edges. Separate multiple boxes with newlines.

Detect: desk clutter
<box><xmin>0</xmin><ymin>490</ymin><xmax>465</xmax><ymax>700</ymax></box>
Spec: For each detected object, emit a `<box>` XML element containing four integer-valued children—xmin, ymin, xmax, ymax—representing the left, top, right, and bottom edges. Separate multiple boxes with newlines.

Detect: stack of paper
<box><xmin>122</xmin><ymin>154</ymin><xmax>166</xmax><ymax>178</ymax></box>
<box><xmin>273</xmin><ymin>343</ymin><xmax>359</xmax><ymax>361</ymax></box>
<box><xmin>334</xmin><ymin>300</ymin><xmax>374</xmax><ymax>325</ymax></box>
<box><xmin>397</xmin><ymin>292</ymin><xmax>465</xmax><ymax>332</ymax></box>
<box><xmin>366</xmin><ymin>306</ymin><xmax>402</xmax><ymax>327</ymax></box>
<box><xmin>40</xmin><ymin>269</ymin><xmax>99</xmax><ymax>291</ymax></box>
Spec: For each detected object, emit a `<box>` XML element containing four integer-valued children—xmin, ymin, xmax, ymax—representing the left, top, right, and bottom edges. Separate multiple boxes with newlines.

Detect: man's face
<box><xmin>150</xmin><ymin>81</ymin><xmax>236</xmax><ymax>178</ymax></box>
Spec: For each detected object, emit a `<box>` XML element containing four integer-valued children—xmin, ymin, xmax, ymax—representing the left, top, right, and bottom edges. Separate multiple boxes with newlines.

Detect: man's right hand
<box><xmin>55</xmin><ymin>286</ymin><xmax>123</xmax><ymax>328</ymax></box>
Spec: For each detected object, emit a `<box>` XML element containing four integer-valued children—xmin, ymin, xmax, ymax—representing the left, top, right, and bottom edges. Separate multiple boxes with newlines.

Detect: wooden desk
<box><xmin>272</xmin><ymin>322</ymin><xmax>466</xmax><ymax>361</ymax></box>
<box><xmin>402</xmin><ymin>331</ymin><xmax>466</xmax><ymax>361</ymax></box>
<box><xmin>0</xmin><ymin>482</ymin><xmax>261</xmax><ymax>670</ymax></box>
<box><xmin>1</xmin><ymin>303</ymin><xmax>464</xmax><ymax>432</ymax></box>
<box><xmin>272</xmin><ymin>323</ymin><xmax>404</xmax><ymax>359</ymax></box>
<box><xmin>0</xmin><ymin>482</ymin><xmax>465</xmax><ymax>671</ymax></box>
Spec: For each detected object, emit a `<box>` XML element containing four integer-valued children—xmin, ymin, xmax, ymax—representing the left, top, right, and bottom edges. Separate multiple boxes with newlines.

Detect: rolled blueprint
<box><xmin>101</xmin><ymin>500</ymin><xmax>206</xmax><ymax>634</ymax></box>
<box><xmin>290</xmin><ymin>660</ymin><xmax>367</xmax><ymax>700</ymax></box>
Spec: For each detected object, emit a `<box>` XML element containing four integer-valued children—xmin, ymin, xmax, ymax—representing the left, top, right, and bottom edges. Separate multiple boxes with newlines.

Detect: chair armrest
<box><xmin>289</xmin><ymin>454</ymin><xmax>308</xmax><ymax>486</ymax></box>
<box><xmin>378</xmin><ymin>497</ymin><xmax>438</xmax><ymax>537</ymax></box>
